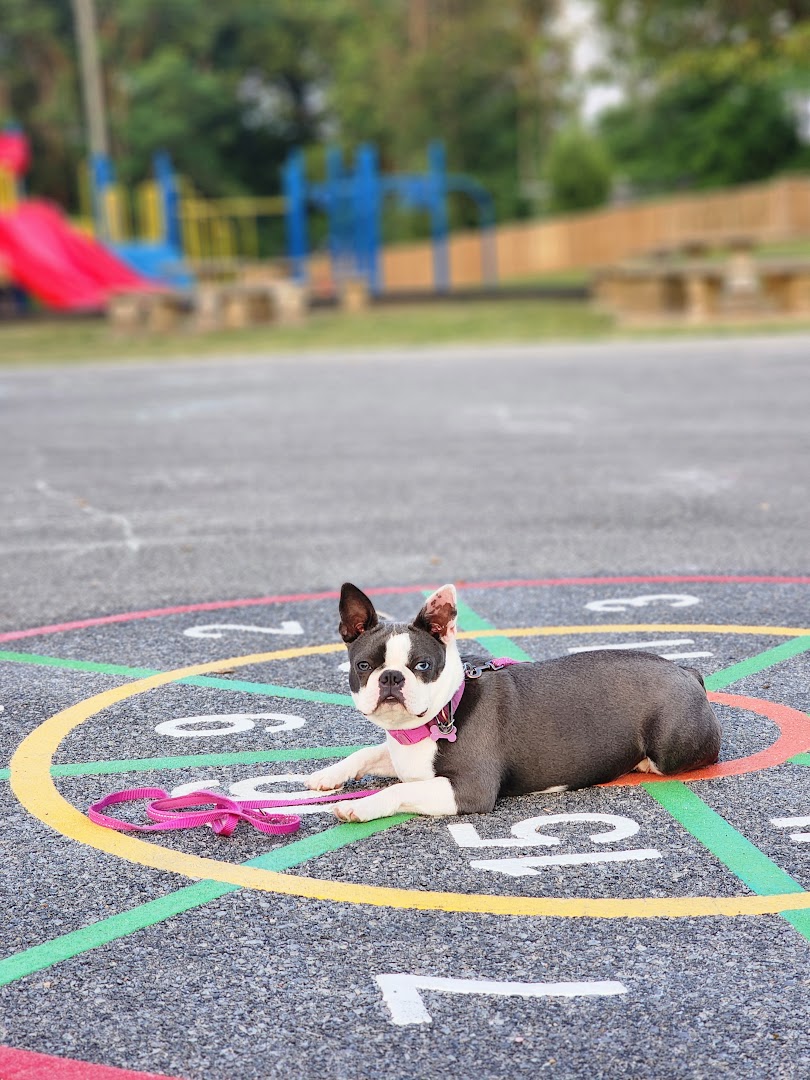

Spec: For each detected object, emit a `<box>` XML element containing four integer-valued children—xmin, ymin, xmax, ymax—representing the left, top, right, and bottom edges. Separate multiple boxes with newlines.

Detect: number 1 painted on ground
<box><xmin>375</xmin><ymin>973</ymin><xmax>627</xmax><ymax>1025</ymax></box>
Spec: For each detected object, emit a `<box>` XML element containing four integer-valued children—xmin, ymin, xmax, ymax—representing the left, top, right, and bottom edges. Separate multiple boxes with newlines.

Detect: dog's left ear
<box><xmin>339</xmin><ymin>583</ymin><xmax>379</xmax><ymax>643</ymax></box>
<box><xmin>413</xmin><ymin>584</ymin><xmax>458</xmax><ymax>643</ymax></box>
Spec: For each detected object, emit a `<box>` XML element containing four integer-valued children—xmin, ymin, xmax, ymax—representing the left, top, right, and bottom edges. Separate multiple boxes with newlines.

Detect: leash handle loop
<box><xmin>88</xmin><ymin>786</ymin><xmax>379</xmax><ymax>838</ymax></box>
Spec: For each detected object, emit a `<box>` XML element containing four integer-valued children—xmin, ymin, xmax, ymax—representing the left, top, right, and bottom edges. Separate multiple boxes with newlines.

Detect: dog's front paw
<box><xmin>333</xmin><ymin>792</ymin><xmax>397</xmax><ymax>823</ymax></box>
<box><xmin>333</xmin><ymin>796</ymin><xmax>389</xmax><ymax>823</ymax></box>
<box><xmin>305</xmin><ymin>764</ymin><xmax>349</xmax><ymax>792</ymax></box>
<box><xmin>333</xmin><ymin>799</ymin><xmax>367</xmax><ymax>823</ymax></box>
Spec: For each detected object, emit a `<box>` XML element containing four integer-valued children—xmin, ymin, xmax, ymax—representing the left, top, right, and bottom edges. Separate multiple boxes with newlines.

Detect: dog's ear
<box><xmin>339</xmin><ymin>583</ymin><xmax>379</xmax><ymax>643</ymax></box>
<box><xmin>413</xmin><ymin>584</ymin><xmax>458</xmax><ymax>644</ymax></box>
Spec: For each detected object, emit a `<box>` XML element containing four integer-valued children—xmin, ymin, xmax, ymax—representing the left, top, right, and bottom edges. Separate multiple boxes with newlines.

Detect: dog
<box><xmin>305</xmin><ymin>583</ymin><xmax>721</xmax><ymax>822</ymax></box>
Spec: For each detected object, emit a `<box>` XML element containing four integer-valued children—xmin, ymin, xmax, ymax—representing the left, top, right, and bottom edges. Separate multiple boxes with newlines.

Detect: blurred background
<box><xmin>2</xmin><ymin>2</ymin><xmax>810</xmax><ymax>627</ymax></box>
<box><xmin>1</xmin><ymin>0</ymin><xmax>810</xmax><ymax>354</ymax></box>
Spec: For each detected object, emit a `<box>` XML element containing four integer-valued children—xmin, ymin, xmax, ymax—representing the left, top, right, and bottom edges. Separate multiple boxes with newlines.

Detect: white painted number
<box><xmin>771</xmin><ymin>816</ymin><xmax>810</xmax><ymax>843</ymax></box>
<box><xmin>183</xmin><ymin>621</ymin><xmax>304</xmax><ymax>639</ymax></box>
<box><xmin>568</xmin><ymin>637</ymin><xmax>712</xmax><ymax>661</ymax></box>
<box><xmin>449</xmin><ymin>813</ymin><xmax>661</xmax><ymax>876</ymax></box>
<box><xmin>585</xmin><ymin>594</ymin><xmax>700</xmax><ymax>613</ymax></box>
<box><xmin>470</xmin><ymin>849</ymin><xmax>662</xmax><ymax>876</ymax></box>
<box><xmin>154</xmin><ymin>712</ymin><xmax>306</xmax><ymax>738</ymax></box>
<box><xmin>448</xmin><ymin>813</ymin><xmax>641</xmax><ymax>849</ymax></box>
<box><xmin>375</xmin><ymin>973</ymin><xmax>627</xmax><ymax>1026</ymax></box>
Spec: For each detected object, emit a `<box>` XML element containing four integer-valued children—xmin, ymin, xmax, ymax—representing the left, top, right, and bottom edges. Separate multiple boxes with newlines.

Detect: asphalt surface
<box><xmin>2</xmin><ymin>335</ymin><xmax>809</xmax><ymax>631</ymax></box>
<box><xmin>1</xmin><ymin>337</ymin><xmax>809</xmax><ymax>1079</ymax></box>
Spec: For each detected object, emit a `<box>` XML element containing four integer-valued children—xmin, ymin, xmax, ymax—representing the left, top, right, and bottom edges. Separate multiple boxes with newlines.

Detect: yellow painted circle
<box><xmin>10</xmin><ymin>625</ymin><xmax>810</xmax><ymax>920</ymax></box>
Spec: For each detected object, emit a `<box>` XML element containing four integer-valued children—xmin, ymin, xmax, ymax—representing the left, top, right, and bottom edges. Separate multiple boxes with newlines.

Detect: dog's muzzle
<box><xmin>377</xmin><ymin>668</ymin><xmax>406</xmax><ymax>707</ymax></box>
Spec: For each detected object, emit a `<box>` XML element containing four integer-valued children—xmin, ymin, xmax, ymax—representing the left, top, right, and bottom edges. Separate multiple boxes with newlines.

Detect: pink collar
<box><xmin>387</xmin><ymin>658</ymin><xmax>521</xmax><ymax>746</ymax></box>
<box><xmin>388</xmin><ymin>679</ymin><xmax>466</xmax><ymax>745</ymax></box>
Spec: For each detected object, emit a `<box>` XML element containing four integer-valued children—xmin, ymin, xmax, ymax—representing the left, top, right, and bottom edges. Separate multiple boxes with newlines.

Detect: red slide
<box><xmin>0</xmin><ymin>199</ymin><xmax>154</xmax><ymax>311</ymax></box>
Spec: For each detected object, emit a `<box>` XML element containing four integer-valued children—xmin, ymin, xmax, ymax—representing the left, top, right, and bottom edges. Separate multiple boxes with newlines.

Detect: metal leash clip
<box><xmin>463</xmin><ymin>660</ymin><xmax>496</xmax><ymax>679</ymax></box>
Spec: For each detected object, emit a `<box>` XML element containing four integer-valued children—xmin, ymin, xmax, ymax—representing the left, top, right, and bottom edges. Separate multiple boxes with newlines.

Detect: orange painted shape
<box><xmin>605</xmin><ymin>692</ymin><xmax>810</xmax><ymax>786</ymax></box>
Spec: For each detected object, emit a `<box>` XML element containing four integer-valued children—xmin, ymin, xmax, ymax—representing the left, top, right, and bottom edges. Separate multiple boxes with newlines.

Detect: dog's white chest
<box><xmin>386</xmin><ymin>734</ymin><xmax>438</xmax><ymax>782</ymax></box>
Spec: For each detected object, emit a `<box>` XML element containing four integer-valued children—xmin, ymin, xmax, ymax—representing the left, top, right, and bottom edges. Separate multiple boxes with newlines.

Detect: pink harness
<box><xmin>388</xmin><ymin>657</ymin><xmax>521</xmax><ymax>745</ymax></box>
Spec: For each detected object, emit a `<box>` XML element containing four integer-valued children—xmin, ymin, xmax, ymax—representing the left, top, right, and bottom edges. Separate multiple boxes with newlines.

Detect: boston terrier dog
<box><xmin>306</xmin><ymin>583</ymin><xmax>721</xmax><ymax>822</ymax></box>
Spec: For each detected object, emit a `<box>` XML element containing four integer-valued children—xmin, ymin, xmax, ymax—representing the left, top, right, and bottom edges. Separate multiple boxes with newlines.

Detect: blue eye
<box><xmin>414</xmin><ymin>660</ymin><xmax>431</xmax><ymax>672</ymax></box>
<box><xmin>356</xmin><ymin>660</ymin><xmax>371</xmax><ymax>672</ymax></box>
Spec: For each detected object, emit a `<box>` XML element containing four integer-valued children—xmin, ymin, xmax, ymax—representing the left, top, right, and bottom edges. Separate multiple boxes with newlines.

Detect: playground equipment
<box><xmin>89</xmin><ymin>140</ymin><xmax>497</xmax><ymax>296</ymax></box>
<box><xmin>89</xmin><ymin>151</ymin><xmax>192</xmax><ymax>286</ymax></box>
<box><xmin>87</xmin><ymin>152</ymin><xmax>286</xmax><ymax>278</ymax></box>
<box><xmin>283</xmin><ymin>140</ymin><xmax>497</xmax><ymax>294</ymax></box>
<box><xmin>2</xmin><ymin>124</ymin><xmax>499</xmax><ymax>313</ymax></box>
<box><xmin>0</xmin><ymin>127</ymin><xmax>153</xmax><ymax>312</ymax></box>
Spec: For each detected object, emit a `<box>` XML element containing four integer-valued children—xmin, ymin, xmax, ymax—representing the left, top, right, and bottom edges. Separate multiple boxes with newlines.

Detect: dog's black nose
<box><xmin>379</xmin><ymin>669</ymin><xmax>405</xmax><ymax>689</ymax></box>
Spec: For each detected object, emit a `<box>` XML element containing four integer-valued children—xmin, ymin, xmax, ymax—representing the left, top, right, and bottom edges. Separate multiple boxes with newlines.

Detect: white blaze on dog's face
<box><xmin>338</xmin><ymin>583</ymin><xmax>464</xmax><ymax>731</ymax></box>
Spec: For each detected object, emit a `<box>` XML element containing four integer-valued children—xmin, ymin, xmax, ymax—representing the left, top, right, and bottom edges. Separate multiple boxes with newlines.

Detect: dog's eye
<box><xmin>414</xmin><ymin>660</ymin><xmax>432</xmax><ymax>672</ymax></box>
<box><xmin>356</xmin><ymin>660</ymin><xmax>372</xmax><ymax>672</ymax></box>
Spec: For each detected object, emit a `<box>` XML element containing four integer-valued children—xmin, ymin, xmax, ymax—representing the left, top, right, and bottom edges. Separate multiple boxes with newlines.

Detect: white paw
<box><xmin>305</xmin><ymin>765</ymin><xmax>349</xmax><ymax>791</ymax></box>
<box><xmin>333</xmin><ymin>797</ymin><xmax>387</xmax><ymax>823</ymax></box>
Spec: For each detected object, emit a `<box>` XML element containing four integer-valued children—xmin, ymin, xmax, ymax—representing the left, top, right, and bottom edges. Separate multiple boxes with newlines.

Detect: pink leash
<box><xmin>89</xmin><ymin>661</ymin><xmax>523</xmax><ymax>838</ymax></box>
<box><xmin>88</xmin><ymin>786</ymin><xmax>378</xmax><ymax>837</ymax></box>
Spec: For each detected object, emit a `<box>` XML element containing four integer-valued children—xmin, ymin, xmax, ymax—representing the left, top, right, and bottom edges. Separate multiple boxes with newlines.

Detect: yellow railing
<box><xmin>178</xmin><ymin>183</ymin><xmax>286</xmax><ymax>265</ymax></box>
<box><xmin>0</xmin><ymin>167</ymin><xmax>17</xmax><ymax>212</ymax></box>
<box><xmin>75</xmin><ymin>162</ymin><xmax>287</xmax><ymax>266</ymax></box>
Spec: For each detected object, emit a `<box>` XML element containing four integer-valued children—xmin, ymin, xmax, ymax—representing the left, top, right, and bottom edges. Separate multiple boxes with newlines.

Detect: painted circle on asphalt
<box><xmin>9</xmin><ymin>575</ymin><xmax>810</xmax><ymax>920</ymax></box>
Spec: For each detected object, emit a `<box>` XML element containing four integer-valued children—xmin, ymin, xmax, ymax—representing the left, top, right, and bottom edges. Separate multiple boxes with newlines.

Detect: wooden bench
<box><xmin>195</xmin><ymin>280</ymin><xmax>307</xmax><ymax>331</ymax></box>
<box><xmin>595</xmin><ymin>252</ymin><xmax>810</xmax><ymax>325</ymax></box>
<box><xmin>107</xmin><ymin>290</ymin><xmax>191</xmax><ymax>333</ymax></box>
<box><xmin>108</xmin><ymin>278</ymin><xmax>308</xmax><ymax>333</ymax></box>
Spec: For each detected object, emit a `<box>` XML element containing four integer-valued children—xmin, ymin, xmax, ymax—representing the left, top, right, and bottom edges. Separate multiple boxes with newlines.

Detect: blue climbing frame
<box><xmin>282</xmin><ymin>140</ymin><xmax>497</xmax><ymax>296</ymax></box>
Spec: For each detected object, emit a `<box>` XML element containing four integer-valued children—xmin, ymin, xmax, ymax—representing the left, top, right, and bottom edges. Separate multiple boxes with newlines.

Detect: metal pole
<box><xmin>71</xmin><ymin>0</ymin><xmax>109</xmax><ymax>160</ymax></box>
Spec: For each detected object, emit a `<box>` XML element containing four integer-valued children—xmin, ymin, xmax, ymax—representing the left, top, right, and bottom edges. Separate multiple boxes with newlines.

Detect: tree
<box><xmin>598</xmin><ymin>38</ymin><xmax>805</xmax><ymax>191</ymax></box>
<box><xmin>324</xmin><ymin>0</ymin><xmax>565</xmax><ymax>233</ymax></box>
<box><xmin>0</xmin><ymin>0</ymin><xmax>570</xmax><ymax>229</ymax></box>
<box><xmin>545</xmin><ymin>125</ymin><xmax>613</xmax><ymax>212</ymax></box>
<box><xmin>590</xmin><ymin>0</ymin><xmax>810</xmax><ymax>93</ymax></box>
<box><xmin>0</xmin><ymin>0</ymin><xmax>81</xmax><ymax>207</ymax></box>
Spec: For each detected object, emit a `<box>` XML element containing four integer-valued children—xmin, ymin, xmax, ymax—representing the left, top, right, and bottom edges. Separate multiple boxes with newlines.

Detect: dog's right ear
<box><xmin>338</xmin><ymin>583</ymin><xmax>379</xmax><ymax>643</ymax></box>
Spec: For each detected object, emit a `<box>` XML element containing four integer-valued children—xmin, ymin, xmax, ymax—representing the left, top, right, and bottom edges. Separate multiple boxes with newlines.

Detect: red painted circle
<box><xmin>5</xmin><ymin>578</ymin><xmax>808</xmax><ymax>783</ymax></box>
<box><xmin>2</xmin><ymin>574</ymin><xmax>809</xmax><ymax>644</ymax></box>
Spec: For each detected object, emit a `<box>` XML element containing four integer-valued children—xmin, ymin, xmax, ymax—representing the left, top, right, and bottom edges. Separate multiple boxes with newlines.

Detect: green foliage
<box><xmin>0</xmin><ymin>0</ymin><xmax>80</xmax><ymax>206</ymax></box>
<box><xmin>590</xmin><ymin>0</ymin><xmax>810</xmax><ymax>87</ymax></box>
<box><xmin>1</xmin><ymin>0</ymin><xmax>807</xmax><ymax>232</ymax></box>
<box><xmin>544</xmin><ymin>126</ymin><xmax>613</xmax><ymax>213</ymax></box>
<box><xmin>599</xmin><ymin>64</ymin><xmax>801</xmax><ymax>192</ymax></box>
<box><xmin>326</xmin><ymin>0</ymin><xmax>561</xmax><ymax>236</ymax></box>
<box><xmin>0</xmin><ymin>0</ymin><xmax>332</xmax><ymax>204</ymax></box>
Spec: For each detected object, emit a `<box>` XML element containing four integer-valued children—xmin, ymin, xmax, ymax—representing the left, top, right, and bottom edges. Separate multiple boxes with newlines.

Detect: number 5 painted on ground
<box><xmin>448</xmin><ymin>813</ymin><xmax>641</xmax><ymax>849</ymax></box>
<box><xmin>375</xmin><ymin>973</ymin><xmax>627</xmax><ymax>1025</ymax></box>
<box><xmin>448</xmin><ymin>813</ymin><xmax>660</xmax><ymax>876</ymax></box>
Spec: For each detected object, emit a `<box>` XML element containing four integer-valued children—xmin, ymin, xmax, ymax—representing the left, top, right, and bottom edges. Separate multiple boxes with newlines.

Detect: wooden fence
<box><xmin>373</xmin><ymin>175</ymin><xmax>810</xmax><ymax>291</ymax></box>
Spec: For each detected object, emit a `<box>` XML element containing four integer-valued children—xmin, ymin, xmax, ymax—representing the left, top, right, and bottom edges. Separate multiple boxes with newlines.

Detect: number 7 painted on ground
<box><xmin>374</xmin><ymin>973</ymin><xmax>627</xmax><ymax>1025</ymax></box>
